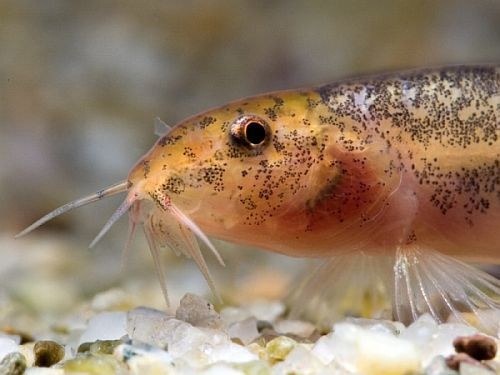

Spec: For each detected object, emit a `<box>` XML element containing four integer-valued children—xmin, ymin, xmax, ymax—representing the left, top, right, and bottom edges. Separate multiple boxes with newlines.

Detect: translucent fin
<box><xmin>89</xmin><ymin>196</ymin><xmax>134</xmax><ymax>248</ymax></box>
<box><xmin>144</xmin><ymin>222</ymin><xmax>170</xmax><ymax>307</ymax></box>
<box><xmin>288</xmin><ymin>248</ymin><xmax>500</xmax><ymax>334</ymax></box>
<box><xmin>149</xmin><ymin>206</ymin><xmax>222</xmax><ymax>302</ymax></box>
<box><xmin>154</xmin><ymin>117</ymin><xmax>172</xmax><ymax>137</ymax></box>
<box><xmin>15</xmin><ymin>180</ymin><xmax>129</xmax><ymax>238</ymax></box>
<box><xmin>287</xmin><ymin>253</ymin><xmax>394</xmax><ymax>329</ymax></box>
<box><xmin>120</xmin><ymin>201</ymin><xmax>141</xmax><ymax>272</ymax></box>
<box><xmin>170</xmin><ymin>203</ymin><xmax>225</xmax><ymax>267</ymax></box>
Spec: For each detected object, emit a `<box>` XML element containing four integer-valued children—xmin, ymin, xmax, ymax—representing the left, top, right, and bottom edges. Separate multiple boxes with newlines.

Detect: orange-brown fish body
<box><xmin>130</xmin><ymin>66</ymin><xmax>499</xmax><ymax>262</ymax></box>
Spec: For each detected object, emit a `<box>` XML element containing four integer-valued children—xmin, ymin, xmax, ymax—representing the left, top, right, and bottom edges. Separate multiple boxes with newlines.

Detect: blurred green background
<box><xmin>1</xmin><ymin>0</ymin><xmax>499</xmax><ymax>321</ymax></box>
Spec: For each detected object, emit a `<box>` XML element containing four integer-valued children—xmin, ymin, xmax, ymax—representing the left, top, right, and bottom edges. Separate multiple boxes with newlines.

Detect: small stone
<box><xmin>209</xmin><ymin>342</ymin><xmax>258</xmax><ymax>364</ymax></box>
<box><xmin>127</xmin><ymin>307</ymin><xmax>176</xmax><ymax>348</ymax></box>
<box><xmin>265</xmin><ymin>336</ymin><xmax>296</xmax><ymax>361</ymax></box>
<box><xmin>78</xmin><ymin>312</ymin><xmax>127</xmax><ymax>346</ymax></box>
<box><xmin>175</xmin><ymin>293</ymin><xmax>223</xmax><ymax>330</ymax></box>
<box><xmin>453</xmin><ymin>334</ymin><xmax>497</xmax><ymax>361</ymax></box>
<box><xmin>89</xmin><ymin>340</ymin><xmax>123</xmax><ymax>355</ymax></box>
<box><xmin>420</xmin><ymin>323</ymin><xmax>477</xmax><ymax>367</ymax></box>
<box><xmin>25</xmin><ymin>368</ymin><xmax>65</xmax><ymax>375</ymax></box>
<box><xmin>273</xmin><ymin>319</ymin><xmax>315</xmax><ymax>338</ymax></box>
<box><xmin>246</xmin><ymin>343</ymin><xmax>268</xmax><ymax>361</ymax></box>
<box><xmin>256</xmin><ymin>320</ymin><xmax>273</xmax><ymax>332</ymax></box>
<box><xmin>345</xmin><ymin>317</ymin><xmax>405</xmax><ymax>335</ymax></box>
<box><xmin>424</xmin><ymin>355</ymin><xmax>458</xmax><ymax>375</ymax></box>
<box><xmin>233</xmin><ymin>360</ymin><xmax>271</xmax><ymax>375</ymax></box>
<box><xmin>77</xmin><ymin>342</ymin><xmax>92</xmax><ymax>353</ymax></box>
<box><xmin>114</xmin><ymin>341</ymin><xmax>173</xmax><ymax>363</ymax></box>
<box><xmin>201</xmin><ymin>363</ymin><xmax>244</xmax><ymax>375</ymax></box>
<box><xmin>312</xmin><ymin>322</ymin><xmax>419</xmax><ymax>375</ymax></box>
<box><xmin>246</xmin><ymin>301</ymin><xmax>285</xmax><ymax>323</ymax></box>
<box><xmin>0</xmin><ymin>352</ymin><xmax>27</xmax><ymax>375</ymax></box>
<box><xmin>446</xmin><ymin>353</ymin><xmax>486</xmax><ymax>371</ymax></box>
<box><xmin>228</xmin><ymin>318</ymin><xmax>260</xmax><ymax>345</ymax></box>
<box><xmin>34</xmin><ymin>340</ymin><xmax>65</xmax><ymax>367</ymax></box>
<box><xmin>220</xmin><ymin>307</ymin><xmax>252</xmax><ymax>326</ymax></box>
<box><xmin>400</xmin><ymin>313</ymin><xmax>438</xmax><ymax>347</ymax></box>
<box><xmin>459</xmin><ymin>362</ymin><xmax>495</xmax><ymax>375</ymax></box>
<box><xmin>272</xmin><ymin>345</ymin><xmax>325</xmax><ymax>375</ymax></box>
<box><xmin>63</xmin><ymin>354</ymin><xmax>119</xmax><ymax>375</ymax></box>
<box><xmin>114</xmin><ymin>342</ymin><xmax>174</xmax><ymax>373</ymax></box>
<box><xmin>0</xmin><ymin>337</ymin><xmax>19</xmax><ymax>362</ymax></box>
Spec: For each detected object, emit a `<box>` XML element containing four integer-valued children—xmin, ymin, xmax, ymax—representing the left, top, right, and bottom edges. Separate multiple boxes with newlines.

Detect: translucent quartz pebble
<box><xmin>344</xmin><ymin>317</ymin><xmax>405</xmax><ymax>336</ymax></box>
<box><xmin>114</xmin><ymin>342</ymin><xmax>174</xmax><ymax>373</ymax></box>
<box><xmin>78</xmin><ymin>312</ymin><xmax>127</xmax><ymax>346</ymax></box>
<box><xmin>312</xmin><ymin>322</ymin><xmax>419</xmax><ymax>375</ymax></box>
<box><xmin>273</xmin><ymin>319</ymin><xmax>316</xmax><ymax>338</ymax></box>
<box><xmin>266</xmin><ymin>336</ymin><xmax>297</xmax><ymax>361</ymax></box>
<box><xmin>424</xmin><ymin>356</ymin><xmax>457</xmax><ymax>375</ymax></box>
<box><xmin>459</xmin><ymin>362</ymin><xmax>496</xmax><ymax>375</ymax></box>
<box><xmin>272</xmin><ymin>345</ymin><xmax>326</xmax><ymax>375</ymax></box>
<box><xmin>126</xmin><ymin>307</ymin><xmax>173</xmax><ymax>348</ymax></box>
<box><xmin>24</xmin><ymin>368</ymin><xmax>65</xmax><ymax>375</ymax></box>
<box><xmin>420</xmin><ymin>323</ymin><xmax>477</xmax><ymax>367</ymax></box>
<box><xmin>220</xmin><ymin>300</ymin><xmax>285</xmax><ymax>326</ymax></box>
<box><xmin>228</xmin><ymin>317</ymin><xmax>260</xmax><ymax>345</ymax></box>
<box><xmin>400</xmin><ymin>314</ymin><xmax>439</xmax><ymax>347</ymax></box>
<box><xmin>208</xmin><ymin>342</ymin><xmax>258</xmax><ymax>364</ymax></box>
<box><xmin>200</xmin><ymin>363</ymin><xmax>245</xmax><ymax>375</ymax></box>
<box><xmin>175</xmin><ymin>293</ymin><xmax>223</xmax><ymax>330</ymax></box>
<box><xmin>0</xmin><ymin>336</ymin><xmax>20</xmax><ymax>362</ymax></box>
<box><xmin>246</xmin><ymin>301</ymin><xmax>285</xmax><ymax>323</ymax></box>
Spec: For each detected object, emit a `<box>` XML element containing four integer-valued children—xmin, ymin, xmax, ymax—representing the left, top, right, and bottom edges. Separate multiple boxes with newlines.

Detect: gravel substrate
<box><xmin>0</xmin><ymin>291</ymin><xmax>498</xmax><ymax>375</ymax></box>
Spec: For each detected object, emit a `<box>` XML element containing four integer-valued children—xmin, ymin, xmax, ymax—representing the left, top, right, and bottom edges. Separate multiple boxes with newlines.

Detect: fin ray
<box><xmin>288</xmin><ymin>248</ymin><xmax>500</xmax><ymax>334</ymax></box>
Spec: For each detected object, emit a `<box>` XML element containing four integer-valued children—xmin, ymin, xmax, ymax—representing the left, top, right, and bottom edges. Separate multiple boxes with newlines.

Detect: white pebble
<box><xmin>208</xmin><ymin>342</ymin><xmax>258</xmax><ymax>364</ymax></box>
<box><xmin>176</xmin><ymin>293</ymin><xmax>223</xmax><ymax>330</ymax></box>
<box><xmin>25</xmin><ymin>369</ymin><xmax>65</xmax><ymax>375</ymax></box>
<box><xmin>78</xmin><ymin>311</ymin><xmax>127</xmax><ymax>345</ymax></box>
<box><xmin>312</xmin><ymin>322</ymin><xmax>420</xmax><ymax>375</ymax></box>
<box><xmin>274</xmin><ymin>319</ymin><xmax>316</xmax><ymax>338</ymax></box>
<box><xmin>272</xmin><ymin>345</ymin><xmax>325</xmax><ymax>375</ymax></box>
<box><xmin>200</xmin><ymin>363</ymin><xmax>244</xmax><ymax>375</ymax></box>
<box><xmin>420</xmin><ymin>323</ymin><xmax>477</xmax><ymax>367</ymax></box>
<box><xmin>0</xmin><ymin>337</ymin><xmax>19</xmax><ymax>362</ymax></box>
<box><xmin>228</xmin><ymin>318</ymin><xmax>260</xmax><ymax>345</ymax></box>
<box><xmin>246</xmin><ymin>300</ymin><xmax>285</xmax><ymax>322</ymax></box>
<box><xmin>127</xmin><ymin>307</ymin><xmax>173</xmax><ymax>348</ymax></box>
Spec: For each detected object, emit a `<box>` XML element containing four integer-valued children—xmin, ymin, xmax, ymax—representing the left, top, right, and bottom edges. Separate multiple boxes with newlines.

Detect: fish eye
<box><xmin>230</xmin><ymin>115</ymin><xmax>270</xmax><ymax>150</ymax></box>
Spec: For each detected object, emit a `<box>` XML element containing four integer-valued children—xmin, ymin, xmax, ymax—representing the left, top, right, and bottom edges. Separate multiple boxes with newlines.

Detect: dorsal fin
<box><xmin>154</xmin><ymin>117</ymin><xmax>172</xmax><ymax>137</ymax></box>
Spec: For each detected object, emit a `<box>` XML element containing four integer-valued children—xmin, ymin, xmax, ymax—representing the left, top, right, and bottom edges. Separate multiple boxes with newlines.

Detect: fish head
<box><xmin>128</xmin><ymin>90</ymin><xmax>396</xmax><ymax>255</ymax></box>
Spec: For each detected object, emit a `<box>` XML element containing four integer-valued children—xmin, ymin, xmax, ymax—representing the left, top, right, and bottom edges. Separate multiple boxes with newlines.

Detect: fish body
<box><xmin>17</xmin><ymin>65</ymin><xmax>500</xmax><ymax>330</ymax></box>
<box><xmin>131</xmin><ymin>66</ymin><xmax>499</xmax><ymax>261</ymax></box>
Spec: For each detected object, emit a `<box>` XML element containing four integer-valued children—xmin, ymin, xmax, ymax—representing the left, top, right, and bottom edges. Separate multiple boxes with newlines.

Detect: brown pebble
<box><xmin>446</xmin><ymin>353</ymin><xmax>492</xmax><ymax>371</ymax></box>
<box><xmin>34</xmin><ymin>340</ymin><xmax>65</xmax><ymax>367</ymax></box>
<box><xmin>256</xmin><ymin>320</ymin><xmax>273</xmax><ymax>332</ymax></box>
<box><xmin>453</xmin><ymin>334</ymin><xmax>497</xmax><ymax>360</ymax></box>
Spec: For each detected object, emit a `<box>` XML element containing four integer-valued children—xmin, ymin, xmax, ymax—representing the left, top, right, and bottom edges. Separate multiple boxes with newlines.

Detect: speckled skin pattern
<box><xmin>129</xmin><ymin>66</ymin><xmax>499</xmax><ymax>261</ymax></box>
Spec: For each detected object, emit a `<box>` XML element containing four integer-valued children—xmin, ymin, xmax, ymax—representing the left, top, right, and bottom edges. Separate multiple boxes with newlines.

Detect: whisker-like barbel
<box><xmin>15</xmin><ymin>180</ymin><xmax>129</xmax><ymax>238</ymax></box>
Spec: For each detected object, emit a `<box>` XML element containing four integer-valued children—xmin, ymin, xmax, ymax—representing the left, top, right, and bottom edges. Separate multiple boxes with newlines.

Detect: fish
<box><xmin>16</xmin><ymin>65</ymin><xmax>500</xmax><ymax>332</ymax></box>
